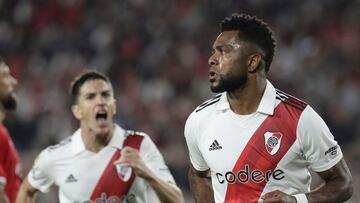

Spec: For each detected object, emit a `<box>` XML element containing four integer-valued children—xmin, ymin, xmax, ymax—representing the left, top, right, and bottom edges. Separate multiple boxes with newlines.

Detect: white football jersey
<box><xmin>27</xmin><ymin>125</ymin><xmax>175</xmax><ymax>203</ymax></box>
<box><xmin>185</xmin><ymin>80</ymin><xmax>343</xmax><ymax>203</ymax></box>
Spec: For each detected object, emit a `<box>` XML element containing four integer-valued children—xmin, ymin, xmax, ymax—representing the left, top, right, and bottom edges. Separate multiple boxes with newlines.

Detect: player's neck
<box><xmin>81</xmin><ymin>126</ymin><xmax>114</xmax><ymax>153</ymax></box>
<box><xmin>227</xmin><ymin>76</ymin><xmax>266</xmax><ymax>115</ymax></box>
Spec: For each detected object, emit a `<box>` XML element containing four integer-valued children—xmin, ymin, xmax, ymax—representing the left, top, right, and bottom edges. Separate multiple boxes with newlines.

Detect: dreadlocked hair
<box><xmin>221</xmin><ymin>13</ymin><xmax>276</xmax><ymax>73</ymax></box>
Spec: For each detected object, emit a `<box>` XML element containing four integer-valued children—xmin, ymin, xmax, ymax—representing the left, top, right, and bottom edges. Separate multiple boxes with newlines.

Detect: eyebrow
<box><xmin>213</xmin><ymin>44</ymin><xmax>230</xmax><ymax>50</ymax></box>
<box><xmin>213</xmin><ymin>43</ymin><xmax>239</xmax><ymax>53</ymax></box>
<box><xmin>101</xmin><ymin>90</ymin><xmax>111</xmax><ymax>95</ymax></box>
<box><xmin>82</xmin><ymin>89</ymin><xmax>111</xmax><ymax>96</ymax></box>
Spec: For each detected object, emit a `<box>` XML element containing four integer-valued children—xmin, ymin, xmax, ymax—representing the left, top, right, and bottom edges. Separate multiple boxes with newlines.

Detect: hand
<box><xmin>261</xmin><ymin>190</ymin><xmax>297</xmax><ymax>203</ymax></box>
<box><xmin>113</xmin><ymin>146</ymin><xmax>154</xmax><ymax>180</ymax></box>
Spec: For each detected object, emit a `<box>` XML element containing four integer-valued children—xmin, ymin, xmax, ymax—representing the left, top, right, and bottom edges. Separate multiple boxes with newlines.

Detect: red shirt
<box><xmin>0</xmin><ymin>124</ymin><xmax>21</xmax><ymax>203</ymax></box>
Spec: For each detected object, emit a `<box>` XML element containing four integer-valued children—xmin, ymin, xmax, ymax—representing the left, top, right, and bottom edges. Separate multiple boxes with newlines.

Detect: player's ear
<box><xmin>72</xmin><ymin>105</ymin><xmax>82</xmax><ymax>120</ymax></box>
<box><xmin>247</xmin><ymin>53</ymin><xmax>262</xmax><ymax>73</ymax></box>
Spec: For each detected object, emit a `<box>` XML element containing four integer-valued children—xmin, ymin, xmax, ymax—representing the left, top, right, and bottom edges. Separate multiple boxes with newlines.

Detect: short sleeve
<box><xmin>27</xmin><ymin>149</ymin><xmax>54</xmax><ymax>193</ymax></box>
<box><xmin>139</xmin><ymin>135</ymin><xmax>175</xmax><ymax>184</ymax></box>
<box><xmin>297</xmin><ymin>106</ymin><xmax>343</xmax><ymax>172</ymax></box>
<box><xmin>184</xmin><ymin>113</ymin><xmax>209</xmax><ymax>171</ymax></box>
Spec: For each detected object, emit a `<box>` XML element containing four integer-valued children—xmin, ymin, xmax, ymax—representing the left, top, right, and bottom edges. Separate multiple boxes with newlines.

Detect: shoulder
<box><xmin>186</xmin><ymin>94</ymin><xmax>222</xmax><ymax>128</ymax></box>
<box><xmin>194</xmin><ymin>93</ymin><xmax>222</xmax><ymax>113</ymax></box>
<box><xmin>0</xmin><ymin>125</ymin><xmax>14</xmax><ymax>151</ymax></box>
<box><xmin>39</xmin><ymin>136</ymin><xmax>74</xmax><ymax>162</ymax></box>
<box><xmin>298</xmin><ymin>105</ymin><xmax>328</xmax><ymax>130</ymax></box>
<box><xmin>0</xmin><ymin>125</ymin><xmax>10</xmax><ymax>141</ymax></box>
<box><xmin>275</xmin><ymin>89</ymin><xmax>308</xmax><ymax>112</ymax></box>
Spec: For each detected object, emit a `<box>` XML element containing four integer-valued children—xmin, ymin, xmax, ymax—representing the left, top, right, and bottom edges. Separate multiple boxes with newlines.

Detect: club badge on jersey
<box><xmin>264</xmin><ymin>132</ymin><xmax>283</xmax><ymax>156</ymax></box>
<box><xmin>115</xmin><ymin>165</ymin><xmax>132</xmax><ymax>182</ymax></box>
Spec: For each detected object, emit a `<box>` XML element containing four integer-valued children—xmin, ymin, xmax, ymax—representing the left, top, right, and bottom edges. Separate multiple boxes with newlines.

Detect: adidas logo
<box><xmin>65</xmin><ymin>174</ymin><xmax>77</xmax><ymax>183</ymax></box>
<box><xmin>209</xmin><ymin>140</ymin><xmax>222</xmax><ymax>151</ymax></box>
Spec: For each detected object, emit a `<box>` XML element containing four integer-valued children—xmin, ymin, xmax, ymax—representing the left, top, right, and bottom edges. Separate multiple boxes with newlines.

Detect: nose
<box><xmin>95</xmin><ymin>95</ymin><xmax>106</xmax><ymax>106</ymax></box>
<box><xmin>208</xmin><ymin>53</ymin><xmax>219</xmax><ymax>66</ymax></box>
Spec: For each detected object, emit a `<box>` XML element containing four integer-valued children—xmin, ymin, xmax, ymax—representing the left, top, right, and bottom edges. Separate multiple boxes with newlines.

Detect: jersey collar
<box><xmin>215</xmin><ymin>79</ymin><xmax>276</xmax><ymax>115</ymax></box>
<box><xmin>257</xmin><ymin>80</ymin><xmax>276</xmax><ymax>115</ymax></box>
<box><xmin>108</xmin><ymin>125</ymin><xmax>126</xmax><ymax>149</ymax></box>
<box><xmin>71</xmin><ymin>124</ymin><xmax>126</xmax><ymax>154</ymax></box>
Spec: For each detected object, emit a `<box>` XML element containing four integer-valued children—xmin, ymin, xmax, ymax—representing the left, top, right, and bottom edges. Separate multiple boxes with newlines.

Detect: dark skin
<box><xmin>189</xmin><ymin>31</ymin><xmax>353</xmax><ymax>203</ymax></box>
<box><xmin>188</xmin><ymin>165</ymin><xmax>214</xmax><ymax>203</ymax></box>
<box><xmin>262</xmin><ymin>159</ymin><xmax>353</xmax><ymax>203</ymax></box>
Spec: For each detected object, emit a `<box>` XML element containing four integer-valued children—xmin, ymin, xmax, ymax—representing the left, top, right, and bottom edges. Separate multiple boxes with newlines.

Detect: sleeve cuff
<box><xmin>311</xmin><ymin>152</ymin><xmax>343</xmax><ymax>172</ymax></box>
<box><xmin>27</xmin><ymin>175</ymin><xmax>51</xmax><ymax>193</ymax></box>
<box><xmin>190</xmin><ymin>157</ymin><xmax>209</xmax><ymax>172</ymax></box>
<box><xmin>293</xmin><ymin>194</ymin><xmax>308</xmax><ymax>203</ymax></box>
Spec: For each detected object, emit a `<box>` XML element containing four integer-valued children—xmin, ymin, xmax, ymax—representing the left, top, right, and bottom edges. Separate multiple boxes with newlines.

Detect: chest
<box><xmin>198</xmin><ymin>111</ymin><xmax>300</xmax><ymax>173</ymax></box>
<box><xmin>51</xmin><ymin>148</ymin><xmax>137</xmax><ymax>201</ymax></box>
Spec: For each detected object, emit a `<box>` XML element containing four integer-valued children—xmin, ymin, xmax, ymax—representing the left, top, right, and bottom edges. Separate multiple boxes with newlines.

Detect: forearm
<box><xmin>306</xmin><ymin>176</ymin><xmax>352</xmax><ymax>203</ymax></box>
<box><xmin>15</xmin><ymin>189</ymin><xmax>36</xmax><ymax>203</ymax></box>
<box><xmin>188</xmin><ymin>169</ymin><xmax>214</xmax><ymax>203</ymax></box>
<box><xmin>145</xmin><ymin>173</ymin><xmax>184</xmax><ymax>203</ymax></box>
<box><xmin>306</xmin><ymin>159</ymin><xmax>353</xmax><ymax>203</ymax></box>
<box><xmin>15</xmin><ymin>190</ymin><xmax>37</xmax><ymax>203</ymax></box>
<box><xmin>16</xmin><ymin>179</ymin><xmax>38</xmax><ymax>203</ymax></box>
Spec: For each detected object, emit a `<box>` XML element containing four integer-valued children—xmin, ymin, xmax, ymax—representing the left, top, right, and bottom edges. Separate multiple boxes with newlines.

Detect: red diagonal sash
<box><xmin>224</xmin><ymin>102</ymin><xmax>303</xmax><ymax>202</ymax></box>
<box><xmin>90</xmin><ymin>133</ymin><xmax>144</xmax><ymax>200</ymax></box>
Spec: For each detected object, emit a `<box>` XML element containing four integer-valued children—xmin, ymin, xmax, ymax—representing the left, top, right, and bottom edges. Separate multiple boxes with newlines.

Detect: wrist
<box><xmin>140</xmin><ymin>166</ymin><xmax>156</xmax><ymax>181</ymax></box>
<box><xmin>293</xmin><ymin>194</ymin><xmax>308</xmax><ymax>203</ymax></box>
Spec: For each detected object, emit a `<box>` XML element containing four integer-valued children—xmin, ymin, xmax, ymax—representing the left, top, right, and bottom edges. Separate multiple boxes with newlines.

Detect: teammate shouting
<box><xmin>17</xmin><ymin>70</ymin><xmax>184</xmax><ymax>203</ymax></box>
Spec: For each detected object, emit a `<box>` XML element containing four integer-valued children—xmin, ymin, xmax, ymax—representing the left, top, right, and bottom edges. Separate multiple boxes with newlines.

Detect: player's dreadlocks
<box><xmin>221</xmin><ymin>13</ymin><xmax>276</xmax><ymax>73</ymax></box>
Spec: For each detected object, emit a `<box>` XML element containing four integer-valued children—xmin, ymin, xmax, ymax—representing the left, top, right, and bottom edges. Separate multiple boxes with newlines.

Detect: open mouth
<box><xmin>209</xmin><ymin>71</ymin><xmax>218</xmax><ymax>82</ymax></box>
<box><xmin>96</xmin><ymin>111</ymin><xmax>108</xmax><ymax>124</ymax></box>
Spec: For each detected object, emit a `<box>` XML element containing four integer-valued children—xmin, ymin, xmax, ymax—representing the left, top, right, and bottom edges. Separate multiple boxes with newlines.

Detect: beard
<box><xmin>210</xmin><ymin>73</ymin><xmax>248</xmax><ymax>93</ymax></box>
<box><xmin>2</xmin><ymin>93</ymin><xmax>17</xmax><ymax>111</ymax></box>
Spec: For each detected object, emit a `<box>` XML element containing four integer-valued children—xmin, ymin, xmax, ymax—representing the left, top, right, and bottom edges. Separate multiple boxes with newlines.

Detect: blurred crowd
<box><xmin>0</xmin><ymin>0</ymin><xmax>359</xmax><ymax>202</ymax></box>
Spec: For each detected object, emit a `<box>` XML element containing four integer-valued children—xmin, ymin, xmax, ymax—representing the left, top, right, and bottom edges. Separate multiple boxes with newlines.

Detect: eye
<box><xmin>85</xmin><ymin>93</ymin><xmax>95</xmax><ymax>100</ymax></box>
<box><xmin>220</xmin><ymin>46</ymin><xmax>232</xmax><ymax>54</ymax></box>
<box><xmin>102</xmin><ymin>91</ymin><xmax>111</xmax><ymax>98</ymax></box>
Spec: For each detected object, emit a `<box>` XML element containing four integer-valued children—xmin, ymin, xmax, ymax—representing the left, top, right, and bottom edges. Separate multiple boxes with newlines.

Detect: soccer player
<box><xmin>184</xmin><ymin>13</ymin><xmax>353</xmax><ymax>203</ymax></box>
<box><xmin>16</xmin><ymin>71</ymin><xmax>184</xmax><ymax>203</ymax></box>
<box><xmin>0</xmin><ymin>57</ymin><xmax>21</xmax><ymax>203</ymax></box>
